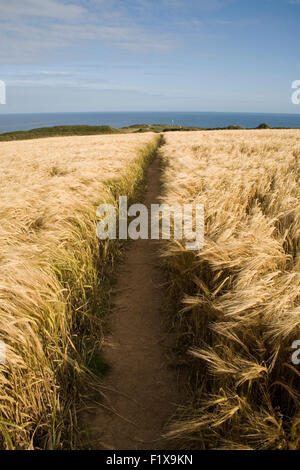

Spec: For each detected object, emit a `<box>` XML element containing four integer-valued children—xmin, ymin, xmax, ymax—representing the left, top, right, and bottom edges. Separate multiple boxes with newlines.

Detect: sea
<box><xmin>0</xmin><ymin>111</ymin><xmax>300</xmax><ymax>134</ymax></box>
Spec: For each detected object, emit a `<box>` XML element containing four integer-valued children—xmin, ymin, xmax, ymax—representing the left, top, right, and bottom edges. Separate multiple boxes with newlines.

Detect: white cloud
<box><xmin>0</xmin><ymin>1</ymin><xmax>179</xmax><ymax>63</ymax></box>
<box><xmin>135</xmin><ymin>0</ymin><xmax>234</xmax><ymax>10</ymax></box>
<box><xmin>6</xmin><ymin>77</ymin><xmax>141</xmax><ymax>91</ymax></box>
<box><xmin>39</xmin><ymin>70</ymin><xmax>72</xmax><ymax>75</ymax></box>
<box><xmin>0</xmin><ymin>0</ymin><xmax>86</xmax><ymax>20</ymax></box>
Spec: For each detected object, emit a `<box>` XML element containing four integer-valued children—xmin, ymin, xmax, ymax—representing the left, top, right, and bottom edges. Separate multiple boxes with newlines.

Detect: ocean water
<box><xmin>0</xmin><ymin>111</ymin><xmax>300</xmax><ymax>134</ymax></box>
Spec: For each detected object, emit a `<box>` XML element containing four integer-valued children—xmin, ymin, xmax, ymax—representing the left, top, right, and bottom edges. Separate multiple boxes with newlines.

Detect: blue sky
<box><xmin>0</xmin><ymin>0</ymin><xmax>300</xmax><ymax>114</ymax></box>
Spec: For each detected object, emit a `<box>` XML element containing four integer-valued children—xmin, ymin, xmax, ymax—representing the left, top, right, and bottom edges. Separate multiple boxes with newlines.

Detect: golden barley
<box><xmin>0</xmin><ymin>133</ymin><xmax>159</xmax><ymax>449</ymax></box>
<box><xmin>161</xmin><ymin>130</ymin><xmax>300</xmax><ymax>450</ymax></box>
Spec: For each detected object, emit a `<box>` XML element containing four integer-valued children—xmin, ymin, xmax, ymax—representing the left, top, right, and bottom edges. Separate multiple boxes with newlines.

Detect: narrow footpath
<box><xmin>88</xmin><ymin>151</ymin><xmax>183</xmax><ymax>450</ymax></box>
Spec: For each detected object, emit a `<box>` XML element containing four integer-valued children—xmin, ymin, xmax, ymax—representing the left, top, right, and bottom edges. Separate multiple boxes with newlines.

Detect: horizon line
<box><xmin>1</xmin><ymin>110</ymin><xmax>300</xmax><ymax>116</ymax></box>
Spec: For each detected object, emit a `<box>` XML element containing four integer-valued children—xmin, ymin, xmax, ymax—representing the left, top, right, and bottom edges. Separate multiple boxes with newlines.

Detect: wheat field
<box><xmin>0</xmin><ymin>132</ymin><xmax>158</xmax><ymax>449</ymax></box>
<box><xmin>1</xmin><ymin>128</ymin><xmax>300</xmax><ymax>450</ymax></box>
<box><xmin>160</xmin><ymin>130</ymin><xmax>300</xmax><ymax>449</ymax></box>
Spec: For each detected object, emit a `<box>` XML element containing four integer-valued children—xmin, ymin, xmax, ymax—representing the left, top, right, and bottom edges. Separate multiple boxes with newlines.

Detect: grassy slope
<box><xmin>0</xmin><ymin>124</ymin><xmax>200</xmax><ymax>141</ymax></box>
<box><xmin>1</xmin><ymin>123</ymin><xmax>296</xmax><ymax>142</ymax></box>
<box><xmin>0</xmin><ymin>125</ymin><xmax>121</xmax><ymax>141</ymax></box>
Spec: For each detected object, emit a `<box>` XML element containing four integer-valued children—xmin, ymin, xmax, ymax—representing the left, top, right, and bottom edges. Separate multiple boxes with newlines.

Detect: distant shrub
<box><xmin>256</xmin><ymin>123</ymin><xmax>271</xmax><ymax>129</ymax></box>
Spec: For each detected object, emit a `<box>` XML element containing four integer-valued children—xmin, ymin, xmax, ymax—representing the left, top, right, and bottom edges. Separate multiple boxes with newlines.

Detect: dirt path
<box><xmin>88</xmin><ymin>153</ymin><xmax>183</xmax><ymax>450</ymax></box>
